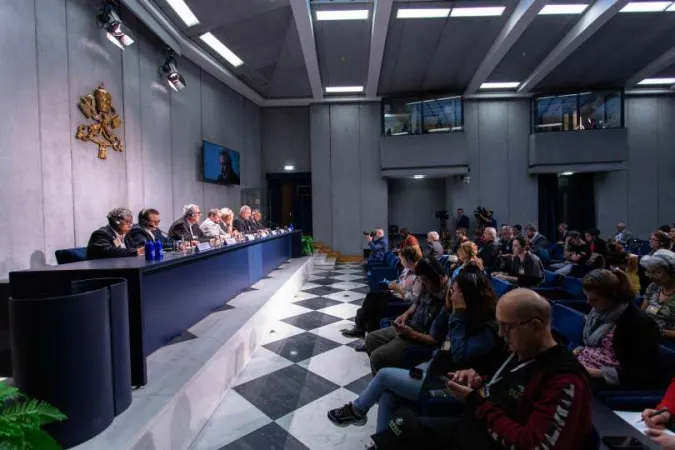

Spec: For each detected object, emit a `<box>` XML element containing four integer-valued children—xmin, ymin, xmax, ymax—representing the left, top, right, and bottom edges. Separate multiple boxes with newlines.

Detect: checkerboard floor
<box><xmin>189</xmin><ymin>263</ymin><xmax>377</xmax><ymax>450</ymax></box>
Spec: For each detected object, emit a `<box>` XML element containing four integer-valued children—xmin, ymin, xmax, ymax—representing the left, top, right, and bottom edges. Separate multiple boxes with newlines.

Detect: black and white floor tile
<box><xmin>190</xmin><ymin>263</ymin><xmax>378</xmax><ymax>450</ymax></box>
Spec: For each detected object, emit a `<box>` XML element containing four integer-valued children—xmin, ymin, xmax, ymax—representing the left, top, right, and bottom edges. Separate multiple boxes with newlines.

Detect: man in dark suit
<box><xmin>455</xmin><ymin>208</ymin><xmax>470</xmax><ymax>231</ymax></box>
<box><xmin>87</xmin><ymin>207</ymin><xmax>144</xmax><ymax>259</ymax></box>
<box><xmin>234</xmin><ymin>205</ymin><xmax>254</xmax><ymax>232</ymax></box>
<box><xmin>526</xmin><ymin>225</ymin><xmax>549</xmax><ymax>254</ymax></box>
<box><xmin>125</xmin><ymin>208</ymin><xmax>172</xmax><ymax>249</ymax></box>
<box><xmin>168</xmin><ymin>204</ymin><xmax>207</xmax><ymax>244</ymax></box>
<box><xmin>250</xmin><ymin>209</ymin><xmax>265</xmax><ymax>230</ymax></box>
<box><xmin>478</xmin><ymin>227</ymin><xmax>501</xmax><ymax>273</ymax></box>
<box><xmin>557</xmin><ymin>223</ymin><xmax>569</xmax><ymax>244</ymax></box>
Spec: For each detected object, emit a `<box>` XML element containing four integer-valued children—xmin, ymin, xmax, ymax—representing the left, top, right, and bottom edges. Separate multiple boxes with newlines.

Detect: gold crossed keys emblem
<box><xmin>75</xmin><ymin>83</ymin><xmax>123</xmax><ymax>160</ymax></box>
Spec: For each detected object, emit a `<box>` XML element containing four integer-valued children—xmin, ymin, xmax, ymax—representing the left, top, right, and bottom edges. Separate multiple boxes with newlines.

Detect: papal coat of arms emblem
<box><xmin>75</xmin><ymin>83</ymin><xmax>123</xmax><ymax>160</ymax></box>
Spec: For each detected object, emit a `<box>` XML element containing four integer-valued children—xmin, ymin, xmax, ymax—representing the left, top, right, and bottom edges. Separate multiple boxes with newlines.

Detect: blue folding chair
<box><xmin>55</xmin><ymin>247</ymin><xmax>88</xmax><ymax>265</ymax></box>
<box><xmin>551</xmin><ymin>303</ymin><xmax>585</xmax><ymax>348</ymax></box>
<box><xmin>491</xmin><ymin>277</ymin><xmax>514</xmax><ymax>298</ymax></box>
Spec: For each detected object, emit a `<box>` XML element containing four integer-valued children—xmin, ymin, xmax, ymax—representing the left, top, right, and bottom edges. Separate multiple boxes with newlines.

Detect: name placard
<box><xmin>271</xmin><ymin>230</ymin><xmax>278</xmax><ymax>236</ymax></box>
<box><xmin>195</xmin><ymin>242</ymin><xmax>212</xmax><ymax>252</ymax></box>
<box><xmin>224</xmin><ymin>237</ymin><xmax>237</xmax><ymax>245</ymax></box>
<box><xmin>245</xmin><ymin>234</ymin><xmax>256</xmax><ymax>241</ymax></box>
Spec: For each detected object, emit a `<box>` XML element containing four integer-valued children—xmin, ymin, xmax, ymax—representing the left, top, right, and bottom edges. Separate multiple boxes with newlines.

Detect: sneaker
<box><xmin>327</xmin><ymin>403</ymin><xmax>367</xmax><ymax>427</ymax></box>
<box><xmin>342</xmin><ymin>326</ymin><xmax>366</xmax><ymax>338</ymax></box>
<box><xmin>353</xmin><ymin>340</ymin><xmax>367</xmax><ymax>352</ymax></box>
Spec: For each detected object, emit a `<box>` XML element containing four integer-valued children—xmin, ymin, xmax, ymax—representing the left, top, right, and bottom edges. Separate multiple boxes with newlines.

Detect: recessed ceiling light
<box><xmin>325</xmin><ymin>86</ymin><xmax>364</xmax><ymax>93</ymax></box>
<box><xmin>480</xmin><ymin>82</ymin><xmax>520</xmax><ymax>89</ymax></box>
<box><xmin>539</xmin><ymin>4</ymin><xmax>589</xmax><ymax>14</ymax></box>
<box><xmin>620</xmin><ymin>2</ymin><xmax>671</xmax><ymax>12</ymax></box>
<box><xmin>560</xmin><ymin>172</ymin><xmax>575</xmax><ymax>176</ymax></box>
<box><xmin>450</xmin><ymin>6</ymin><xmax>506</xmax><ymax>17</ymax></box>
<box><xmin>396</xmin><ymin>8</ymin><xmax>450</xmax><ymax>19</ymax></box>
<box><xmin>316</xmin><ymin>10</ymin><xmax>369</xmax><ymax>21</ymax></box>
<box><xmin>166</xmin><ymin>0</ymin><xmax>200</xmax><ymax>27</ymax></box>
<box><xmin>638</xmin><ymin>77</ymin><xmax>675</xmax><ymax>85</ymax></box>
<box><xmin>284</xmin><ymin>165</ymin><xmax>295</xmax><ymax>171</ymax></box>
<box><xmin>199</xmin><ymin>32</ymin><xmax>244</xmax><ymax>67</ymax></box>
<box><xmin>413</xmin><ymin>175</ymin><xmax>425</xmax><ymax>179</ymax></box>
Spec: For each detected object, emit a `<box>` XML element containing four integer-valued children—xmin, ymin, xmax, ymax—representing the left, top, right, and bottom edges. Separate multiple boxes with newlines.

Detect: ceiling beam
<box><xmin>625</xmin><ymin>44</ymin><xmax>675</xmax><ymax>88</ymax></box>
<box><xmin>289</xmin><ymin>0</ymin><xmax>324</xmax><ymax>100</ymax></box>
<box><xmin>518</xmin><ymin>0</ymin><xmax>629</xmax><ymax>93</ymax></box>
<box><xmin>465</xmin><ymin>0</ymin><xmax>547</xmax><ymax>95</ymax></box>
<box><xmin>366</xmin><ymin>0</ymin><xmax>394</xmax><ymax>98</ymax></box>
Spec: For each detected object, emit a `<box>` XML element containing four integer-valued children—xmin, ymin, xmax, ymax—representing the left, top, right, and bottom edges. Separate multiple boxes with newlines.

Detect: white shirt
<box><xmin>200</xmin><ymin>218</ymin><xmax>228</xmax><ymax>237</ymax></box>
<box><xmin>110</xmin><ymin>226</ymin><xmax>127</xmax><ymax>249</ymax></box>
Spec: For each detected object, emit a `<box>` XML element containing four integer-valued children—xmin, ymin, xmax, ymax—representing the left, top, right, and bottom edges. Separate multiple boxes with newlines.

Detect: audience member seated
<box><xmin>396</xmin><ymin>228</ymin><xmax>419</xmax><ymax>253</ymax></box>
<box><xmin>492</xmin><ymin>235</ymin><xmax>545</xmax><ymax>287</ymax></box>
<box><xmin>660</xmin><ymin>225</ymin><xmax>672</xmax><ymax>234</ymax></box>
<box><xmin>526</xmin><ymin>224</ymin><xmax>549</xmax><ymax>254</ymax></box>
<box><xmin>451</xmin><ymin>228</ymin><xmax>469</xmax><ymax>254</ymax></box>
<box><xmin>577</xmin><ymin>269</ymin><xmax>660</xmax><ymax>391</ymax></box>
<box><xmin>364</xmin><ymin>257</ymin><xmax>447</xmax><ymax>375</ymax></box>
<box><xmin>641</xmin><ymin>378</ymin><xmax>675</xmax><ymax>447</ymax></box>
<box><xmin>125</xmin><ymin>208</ymin><xmax>171</xmax><ymax>249</ymax></box>
<box><xmin>614</xmin><ymin>222</ymin><xmax>634</xmax><ymax>246</ymax></box>
<box><xmin>422</xmin><ymin>231</ymin><xmax>443</xmax><ymax>260</ymax></box>
<box><xmin>640</xmin><ymin>250</ymin><xmax>675</xmax><ymax>339</ymax></box>
<box><xmin>250</xmin><ymin>209</ymin><xmax>264</xmax><ymax>230</ymax></box>
<box><xmin>452</xmin><ymin>241</ymin><xmax>484</xmax><ymax>280</ymax></box>
<box><xmin>361</xmin><ymin>229</ymin><xmax>388</xmax><ymax>272</ymax></box>
<box><xmin>477</xmin><ymin>227</ymin><xmax>500</xmax><ymax>273</ymax></box>
<box><xmin>498</xmin><ymin>226</ymin><xmax>513</xmax><ymax>254</ymax></box>
<box><xmin>472</xmin><ymin>228</ymin><xmax>484</xmax><ymax>246</ymax></box>
<box><xmin>605</xmin><ymin>240</ymin><xmax>629</xmax><ymax>268</ymax></box>
<box><xmin>557</xmin><ymin>222</ymin><xmax>569</xmax><ymax>244</ymax></box>
<box><xmin>87</xmin><ymin>207</ymin><xmax>143</xmax><ymax>259</ymax></box>
<box><xmin>550</xmin><ymin>231</ymin><xmax>590</xmax><ymax>275</ymax></box>
<box><xmin>233</xmin><ymin>205</ymin><xmax>254</xmax><ymax>233</ymax></box>
<box><xmin>368</xmin><ymin>288</ymin><xmax>593</xmax><ymax>450</ymax></box>
<box><xmin>200</xmin><ymin>208</ymin><xmax>229</xmax><ymax>238</ymax></box>
<box><xmin>219</xmin><ymin>208</ymin><xmax>235</xmax><ymax>235</ymax></box>
<box><xmin>670</xmin><ymin>226</ymin><xmax>675</xmax><ymax>252</ymax></box>
<box><xmin>512</xmin><ymin>223</ymin><xmax>523</xmax><ymax>238</ymax></box>
<box><xmin>455</xmin><ymin>208</ymin><xmax>470</xmax><ymax>231</ymax></box>
<box><xmin>327</xmin><ymin>269</ymin><xmax>500</xmax><ymax>433</ymax></box>
<box><xmin>613</xmin><ymin>251</ymin><xmax>641</xmax><ymax>293</ymax></box>
<box><xmin>639</xmin><ymin>231</ymin><xmax>673</xmax><ymax>292</ymax></box>
<box><xmin>343</xmin><ymin>246</ymin><xmax>423</xmax><ymax>343</ymax></box>
<box><xmin>168</xmin><ymin>204</ymin><xmax>207</xmax><ymax>244</ymax></box>
<box><xmin>585</xmin><ymin>228</ymin><xmax>607</xmax><ymax>256</ymax></box>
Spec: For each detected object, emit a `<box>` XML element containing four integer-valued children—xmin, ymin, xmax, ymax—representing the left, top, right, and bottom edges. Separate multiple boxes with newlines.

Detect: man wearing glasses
<box><xmin>125</xmin><ymin>208</ymin><xmax>171</xmax><ymax>249</ymax></box>
<box><xmin>168</xmin><ymin>204</ymin><xmax>207</xmax><ymax>245</ymax></box>
<box><xmin>370</xmin><ymin>289</ymin><xmax>594</xmax><ymax>450</ymax></box>
<box><xmin>87</xmin><ymin>207</ymin><xmax>145</xmax><ymax>259</ymax></box>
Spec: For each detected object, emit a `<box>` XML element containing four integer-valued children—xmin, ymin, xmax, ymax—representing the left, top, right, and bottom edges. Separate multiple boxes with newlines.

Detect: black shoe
<box><xmin>353</xmin><ymin>340</ymin><xmax>367</xmax><ymax>352</ymax></box>
<box><xmin>342</xmin><ymin>326</ymin><xmax>366</xmax><ymax>338</ymax></box>
<box><xmin>327</xmin><ymin>403</ymin><xmax>367</xmax><ymax>427</ymax></box>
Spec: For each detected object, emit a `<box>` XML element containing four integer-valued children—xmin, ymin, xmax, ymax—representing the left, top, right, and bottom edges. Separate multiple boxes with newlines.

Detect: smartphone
<box><xmin>439</xmin><ymin>375</ymin><xmax>451</xmax><ymax>384</ymax></box>
<box><xmin>428</xmin><ymin>389</ymin><xmax>450</xmax><ymax>399</ymax></box>
<box><xmin>602</xmin><ymin>436</ymin><xmax>647</xmax><ymax>449</ymax></box>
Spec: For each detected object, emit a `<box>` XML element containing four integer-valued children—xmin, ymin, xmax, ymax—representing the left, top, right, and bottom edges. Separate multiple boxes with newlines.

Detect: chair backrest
<box><xmin>544</xmin><ymin>271</ymin><xmax>562</xmax><ymax>286</ymax></box>
<box><xmin>55</xmin><ymin>248</ymin><xmax>88</xmax><ymax>265</ymax></box>
<box><xmin>658</xmin><ymin>345</ymin><xmax>675</xmax><ymax>382</ymax></box>
<box><xmin>551</xmin><ymin>303</ymin><xmax>585</xmax><ymax>347</ymax></box>
<box><xmin>561</xmin><ymin>276</ymin><xmax>584</xmax><ymax>299</ymax></box>
<box><xmin>491</xmin><ymin>277</ymin><xmax>514</xmax><ymax>298</ymax></box>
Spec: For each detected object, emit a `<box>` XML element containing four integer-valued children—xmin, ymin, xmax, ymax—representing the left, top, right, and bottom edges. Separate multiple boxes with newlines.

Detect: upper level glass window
<box><xmin>533</xmin><ymin>90</ymin><xmax>624</xmax><ymax>133</ymax></box>
<box><xmin>383</xmin><ymin>95</ymin><xmax>463</xmax><ymax>136</ymax></box>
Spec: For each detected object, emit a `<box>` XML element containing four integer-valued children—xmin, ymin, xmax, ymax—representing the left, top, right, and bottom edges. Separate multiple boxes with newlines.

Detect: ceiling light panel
<box><xmin>316</xmin><ymin>10</ymin><xmax>369</xmax><ymax>21</ymax></box>
<box><xmin>668</xmin><ymin>2</ymin><xmax>675</xmax><ymax>10</ymax></box>
<box><xmin>199</xmin><ymin>32</ymin><xmax>244</xmax><ymax>67</ymax></box>
<box><xmin>450</xmin><ymin>6</ymin><xmax>506</xmax><ymax>17</ymax></box>
<box><xmin>480</xmin><ymin>82</ymin><xmax>520</xmax><ymax>89</ymax></box>
<box><xmin>166</xmin><ymin>0</ymin><xmax>200</xmax><ymax>26</ymax></box>
<box><xmin>325</xmin><ymin>86</ymin><xmax>364</xmax><ymax>93</ymax></box>
<box><xmin>620</xmin><ymin>2</ymin><xmax>671</xmax><ymax>12</ymax></box>
<box><xmin>396</xmin><ymin>8</ymin><xmax>450</xmax><ymax>19</ymax></box>
<box><xmin>638</xmin><ymin>78</ymin><xmax>675</xmax><ymax>85</ymax></box>
<box><xmin>539</xmin><ymin>4</ymin><xmax>589</xmax><ymax>14</ymax></box>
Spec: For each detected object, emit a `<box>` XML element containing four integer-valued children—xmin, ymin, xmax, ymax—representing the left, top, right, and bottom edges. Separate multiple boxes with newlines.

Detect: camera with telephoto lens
<box><xmin>363</xmin><ymin>230</ymin><xmax>376</xmax><ymax>237</ymax></box>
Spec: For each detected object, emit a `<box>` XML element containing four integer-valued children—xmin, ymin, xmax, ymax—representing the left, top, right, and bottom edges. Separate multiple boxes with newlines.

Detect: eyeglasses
<box><xmin>497</xmin><ymin>318</ymin><xmax>534</xmax><ymax>333</ymax></box>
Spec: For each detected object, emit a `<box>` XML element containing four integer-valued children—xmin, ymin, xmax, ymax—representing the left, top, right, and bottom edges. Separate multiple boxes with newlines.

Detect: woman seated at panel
<box><xmin>364</xmin><ymin>258</ymin><xmax>448</xmax><ymax>375</ymax></box>
<box><xmin>576</xmin><ymin>269</ymin><xmax>661</xmax><ymax>392</ymax></box>
<box><xmin>451</xmin><ymin>241</ymin><xmax>484</xmax><ymax>281</ymax></box>
<box><xmin>327</xmin><ymin>268</ymin><xmax>501</xmax><ymax>434</ymax></box>
<box><xmin>219</xmin><ymin>208</ymin><xmax>241</xmax><ymax>240</ymax></box>
<box><xmin>492</xmin><ymin>235</ymin><xmax>545</xmax><ymax>287</ymax></box>
<box><xmin>640</xmin><ymin>249</ymin><xmax>675</xmax><ymax>339</ymax></box>
<box><xmin>641</xmin><ymin>378</ymin><xmax>675</xmax><ymax>447</ymax></box>
<box><xmin>342</xmin><ymin>246</ymin><xmax>423</xmax><ymax>344</ymax></box>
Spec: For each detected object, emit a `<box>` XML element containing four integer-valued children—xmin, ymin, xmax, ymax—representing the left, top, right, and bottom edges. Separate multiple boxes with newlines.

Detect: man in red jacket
<box><xmin>370</xmin><ymin>288</ymin><xmax>594</xmax><ymax>450</ymax></box>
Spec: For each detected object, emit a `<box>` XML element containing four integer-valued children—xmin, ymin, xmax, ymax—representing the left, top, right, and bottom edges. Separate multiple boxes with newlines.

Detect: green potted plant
<box><xmin>301</xmin><ymin>235</ymin><xmax>315</xmax><ymax>256</ymax></box>
<box><xmin>0</xmin><ymin>381</ymin><xmax>66</xmax><ymax>449</ymax></box>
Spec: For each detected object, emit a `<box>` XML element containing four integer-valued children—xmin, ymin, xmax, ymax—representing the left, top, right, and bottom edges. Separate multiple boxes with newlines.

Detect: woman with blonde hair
<box><xmin>219</xmin><ymin>208</ymin><xmax>241</xmax><ymax>239</ymax></box>
<box><xmin>451</xmin><ymin>241</ymin><xmax>484</xmax><ymax>280</ymax></box>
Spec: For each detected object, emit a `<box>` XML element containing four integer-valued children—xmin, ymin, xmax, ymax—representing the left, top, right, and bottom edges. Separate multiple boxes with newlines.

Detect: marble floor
<box><xmin>189</xmin><ymin>262</ymin><xmax>377</xmax><ymax>450</ymax></box>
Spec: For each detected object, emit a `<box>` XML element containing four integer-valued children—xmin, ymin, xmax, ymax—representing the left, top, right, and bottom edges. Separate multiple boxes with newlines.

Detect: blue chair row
<box><xmin>533</xmin><ymin>274</ymin><xmax>584</xmax><ymax>300</ymax></box>
<box><xmin>55</xmin><ymin>247</ymin><xmax>88</xmax><ymax>265</ymax></box>
<box><xmin>491</xmin><ymin>277</ymin><xmax>514</xmax><ymax>298</ymax></box>
<box><xmin>367</xmin><ymin>253</ymin><xmax>401</xmax><ymax>292</ymax></box>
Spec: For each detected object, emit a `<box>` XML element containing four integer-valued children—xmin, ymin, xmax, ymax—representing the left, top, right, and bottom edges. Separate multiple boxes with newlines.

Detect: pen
<box><xmin>636</xmin><ymin>408</ymin><xmax>669</xmax><ymax>423</ymax></box>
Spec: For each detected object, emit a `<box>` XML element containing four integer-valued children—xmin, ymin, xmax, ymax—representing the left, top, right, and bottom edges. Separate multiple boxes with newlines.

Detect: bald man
<box><xmin>371</xmin><ymin>289</ymin><xmax>594</xmax><ymax>450</ymax></box>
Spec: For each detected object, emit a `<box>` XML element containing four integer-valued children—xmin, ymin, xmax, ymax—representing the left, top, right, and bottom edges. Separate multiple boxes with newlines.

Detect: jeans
<box><xmin>552</xmin><ymin>262</ymin><xmax>574</xmax><ymax>275</ymax></box>
<box><xmin>355</xmin><ymin>291</ymin><xmax>398</xmax><ymax>332</ymax></box>
<box><xmin>353</xmin><ymin>362</ymin><xmax>428</xmax><ymax>433</ymax></box>
<box><xmin>365</xmin><ymin>326</ymin><xmax>420</xmax><ymax>374</ymax></box>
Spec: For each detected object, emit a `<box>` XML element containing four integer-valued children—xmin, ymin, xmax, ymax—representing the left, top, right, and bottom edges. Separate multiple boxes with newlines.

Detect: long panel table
<box><xmin>9</xmin><ymin>230</ymin><xmax>302</xmax><ymax>386</ymax></box>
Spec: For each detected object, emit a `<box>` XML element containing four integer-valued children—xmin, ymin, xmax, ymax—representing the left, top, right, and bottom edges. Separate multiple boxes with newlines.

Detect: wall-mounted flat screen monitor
<box><xmin>202</xmin><ymin>140</ymin><xmax>240</xmax><ymax>185</ymax></box>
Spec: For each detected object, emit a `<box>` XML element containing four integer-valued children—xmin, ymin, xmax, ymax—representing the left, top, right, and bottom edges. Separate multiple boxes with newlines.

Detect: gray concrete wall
<box><xmin>0</xmin><ymin>0</ymin><xmax>261</xmax><ymax>277</ymax></box>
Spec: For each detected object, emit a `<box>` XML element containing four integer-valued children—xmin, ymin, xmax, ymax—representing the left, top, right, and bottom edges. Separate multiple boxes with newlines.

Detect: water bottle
<box><xmin>153</xmin><ymin>240</ymin><xmax>163</xmax><ymax>260</ymax></box>
<box><xmin>144</xmin><ymin>240</ymin><xmax>154</xmax><ymax>261</ymax></box>
<box><xmin>289</xmin><ymin>223</ymin><xmax>294</xmax><ymax>231</ymax></box>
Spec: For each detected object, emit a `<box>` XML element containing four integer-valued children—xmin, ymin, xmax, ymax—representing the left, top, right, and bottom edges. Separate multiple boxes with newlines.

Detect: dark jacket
<box><xmin>168</xmin><ymin>218</ymin><xmax>207</xmax><ymax>242</ymax></box>
<box><xmin>530</xmin><ymin>233</ymin><xmax>549</xmax><ymax>253</ymax></box>
<box><xmin>87</xmin><ymin>225</ymin><xmax>138</xmax><ymax>259</ymax></box>
<box><xmin>423</xmin><ymin>241</ymin><xmax>444</xmax><ymax>260</ymax></box>
<box><xmin>125</xmin><ymin>225</ymin><xmax>171</xmax><ymax>249</ymax></box>
<box><xmin>610</xmin><ymin>303</ymin><xmax>662</xmax><ymax>388</ymax></box>
<box><xmin>478</xmin><ymin>240</ymin><xmax>500</xmax><ymax>273</ymax></box>
<box><xmin>465</xmin><ymin>345</ymin><xmax>593</xmax><ymax>450</ymax></box>
<box><xmin>456</xmin><ymin>215</ymin><xmax>470</xmax><ymax>231</ymax></box>
<box><xmin>589</xmin><ymin>237</ymin><xmax>608</xmax><ymax>256</ymax></box>
<box><xmin>233</xmin><ymin>217</ymin><xmax>253</xmax><ymax>233</ymax></box>
<box><xmin>249</xmin><ymin>219</ymin><xmax>264</xmax><ymax>231</ymax></box>
<box><xmin>368</xmin><ymin>237</ymin><xmax>388</xmax><ymax>260</ymax></box>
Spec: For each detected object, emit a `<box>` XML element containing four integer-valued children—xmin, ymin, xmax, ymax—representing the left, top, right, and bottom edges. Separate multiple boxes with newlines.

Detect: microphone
<box><xmin>267</xmin><ymin>220</ymin><xmax>282</xmax><ymax>229</ymax></box>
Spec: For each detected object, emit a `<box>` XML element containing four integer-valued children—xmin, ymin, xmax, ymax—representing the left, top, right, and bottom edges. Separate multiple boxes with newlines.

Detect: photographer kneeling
<box><xmin>361</xmin><ymin>228</ymin><xmax>389</xmax><ymax>274</ymax></box>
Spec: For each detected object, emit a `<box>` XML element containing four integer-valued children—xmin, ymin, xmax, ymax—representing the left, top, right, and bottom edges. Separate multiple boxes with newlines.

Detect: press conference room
<box><xmin>2</xmin><ymin>0</ymin><xmax>675</xmax><ymax>448</ymax></box>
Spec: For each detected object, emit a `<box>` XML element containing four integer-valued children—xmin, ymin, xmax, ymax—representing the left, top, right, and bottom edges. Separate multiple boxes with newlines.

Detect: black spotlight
<box><xmin>97</xmin><ymin>4</ymin><xmax>134</xmax><ymax>49</ymax></box>
<box><xmin>159</xmin><ymin>48</ymin><xmax>186</xmax><ymax>92</ymax></box>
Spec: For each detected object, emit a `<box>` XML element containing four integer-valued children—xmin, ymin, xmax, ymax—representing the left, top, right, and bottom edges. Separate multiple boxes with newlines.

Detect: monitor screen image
<box><xmin>202</xmin><ymin>140</ymin><xmax>240</xmax><ymax>186</ymax></box>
